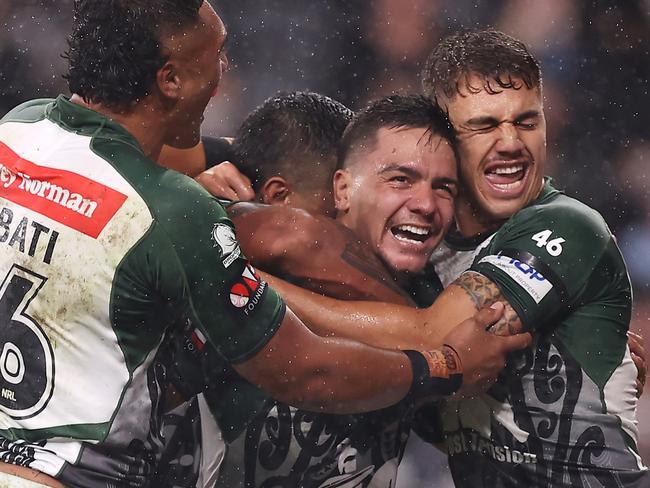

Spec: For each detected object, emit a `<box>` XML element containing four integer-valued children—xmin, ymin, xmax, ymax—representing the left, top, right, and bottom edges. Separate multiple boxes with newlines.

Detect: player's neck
<box><xmin>454</xmin><ymin>178</ymin><xmax>546</xmax><ymax>238</ymax></box>
<box><xmin>454</xmin><ymin>201</ymin><xmax>504</xmax><ymax>239</ymax></box>
<box><xmin>70</xmin><ymin>94</ymin><xmax>166</xmax><ymax>162</ymax></box>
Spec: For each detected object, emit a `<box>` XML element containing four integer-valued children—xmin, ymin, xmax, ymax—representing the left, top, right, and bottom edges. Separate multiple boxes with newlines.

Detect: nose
<box><xmin>495</xmin><ymin>122</ymin><xmax>525</xmax><ymax>154</ymax></box>
<box><xmin>407</xmin><ymin>184</ymin><xmax>438</xmax><ymax>218</ymax></box>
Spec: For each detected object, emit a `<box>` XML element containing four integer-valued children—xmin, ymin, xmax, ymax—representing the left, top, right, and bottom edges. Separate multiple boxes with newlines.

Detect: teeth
<box><xmin>492</xmin><ymin>165</ymin><xmax>524</xmax><ymax>175</ymax></box>
<box><xmin>493</xmin><ymin>181</ymin><xmax>523</xmax><ymax>190</ymax></box>
<box><xmin>395</xmin><ymin>225</ymin><xmax>430</xmax><ymax>236</ymax></box>
<box><xmin>394</xmin><ymin>234</ymin><xmax>422</xmax><ymax>244</ymax></box>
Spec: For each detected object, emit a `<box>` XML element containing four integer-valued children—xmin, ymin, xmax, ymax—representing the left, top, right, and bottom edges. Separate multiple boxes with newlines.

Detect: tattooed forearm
<box><xmin>453</xmin><ymin>271</ymin><xmax>502</xmax><ymax>310</ymax></box>
<box><xmin>453</xmin><ymin>271</ymin><xmax>523</xmax><ymax>336</ymax></box>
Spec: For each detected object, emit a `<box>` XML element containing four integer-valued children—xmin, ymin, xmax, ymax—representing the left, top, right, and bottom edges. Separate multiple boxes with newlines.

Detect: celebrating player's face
<box><xmin>444</xmin><ymin>76</ymin><xmax>546</xmax><ymax>230</ymax></box>
<box><xmin>334</xmin><ymin>127</ymin><xmax>457</xmax><ymax>274</ymax></box>
<box><xmin>164</xmin><ymin>2</ymin><xmax>229</xmax><ymax>148</ymax></box>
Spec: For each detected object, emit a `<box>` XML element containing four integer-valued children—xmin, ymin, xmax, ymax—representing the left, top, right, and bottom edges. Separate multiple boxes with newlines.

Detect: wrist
<box><xmin>405</xmin><ymin>347</ymin><xmax>463</xmax><ymax>398</ymax></box>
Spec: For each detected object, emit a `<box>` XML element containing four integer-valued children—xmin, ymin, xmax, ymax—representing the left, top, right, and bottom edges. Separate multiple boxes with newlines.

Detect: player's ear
<box><xmin>156</xmin><ymin>61</ymin><xmax>182</xmax><ymax>101</ymax></box>
<box><xmin>333</xmin><ymin>169</ymin><xmax>352</xmax><ymax>213</ymax></box>
<box><xmin>260</xmin><ymin>177</ymin><xmax>290</xmax><ymax>206</ymax></box>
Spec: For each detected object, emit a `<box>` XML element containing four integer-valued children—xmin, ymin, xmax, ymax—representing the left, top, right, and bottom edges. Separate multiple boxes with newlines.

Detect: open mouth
<box><xmin>484</xmin><ymin>162</ymin><xmax>530</xmax><ymax>192</ymax></box>
<box><xmin>390</xmin><ymin>224</ymin><xmax>432</xmax><ymax>244</ymax></box>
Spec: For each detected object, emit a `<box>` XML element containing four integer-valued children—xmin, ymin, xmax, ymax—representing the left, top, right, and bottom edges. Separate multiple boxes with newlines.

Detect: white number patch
<box><xmin>531</xmin><ymin>229</ymin><xmax>565</xmax><ymax>257</ymax></box>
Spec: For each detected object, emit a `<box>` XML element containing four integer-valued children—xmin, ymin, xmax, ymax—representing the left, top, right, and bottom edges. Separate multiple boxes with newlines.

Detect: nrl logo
<box><xmin>211</xmin><ymin>223</ymin><xmax>241</xmax><ymax>268</ymax></box>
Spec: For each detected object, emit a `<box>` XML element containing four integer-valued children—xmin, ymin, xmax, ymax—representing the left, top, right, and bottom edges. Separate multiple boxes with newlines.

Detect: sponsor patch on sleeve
<box><xmin>211</xmin><ymin>222</ymin><xmax>241</xmax><ymax>268</ymax></box>
<box><xmin>229</xmin><ymin>263</ymin><xmax>267</xmax><ymax>315</ymax></box>
<box><xmin>479</xmin><ymin>254</ymin><xmax>552</xmax><ymax>303</ymax></box>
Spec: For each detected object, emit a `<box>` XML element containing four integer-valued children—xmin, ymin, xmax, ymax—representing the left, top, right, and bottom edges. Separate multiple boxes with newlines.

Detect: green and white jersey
<box><xmin>439</xmin><ymin>181</ymin><xmax>648</xmax><ymax>487</ymax></box>
<box><xmin>0</xmin><ymin>97</ymin><xmax>285</xmax><ymax>487</ymax></box>
<box><xmin>202</xmin><ymin>363</ymin><xmax>413</xmax><ymax>488</ymax></box>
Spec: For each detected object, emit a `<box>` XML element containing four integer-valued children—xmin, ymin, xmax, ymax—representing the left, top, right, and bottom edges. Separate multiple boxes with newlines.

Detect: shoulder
<box><xmin>498</xmin><ymin>192</ymin><xmax>613</xmax><ymax>254</ymax></box>
<box><xmin>515</xmin><ymin>193</ymin><xmax>608</xmax><ymax>232</ymax></box>
<box><xmin>231</xmin><ymin>203</ymin><xmax>339</xmax><ymax>249</ymax></box>
<box><xmin>0</xmin><ymin>98</ymin><xmax>52</xmax><ymax>124</ymax></box>
<box><xmin>94</xmin><ymin>135</ymin><xmax>230</xmax><ymax>231</ymax></box>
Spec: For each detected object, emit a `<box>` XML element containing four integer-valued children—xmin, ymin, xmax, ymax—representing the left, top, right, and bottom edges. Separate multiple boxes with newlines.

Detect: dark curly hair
<box><xmin>64</xmin><ymin>0</ymin><xmax>203</xmax><ymax>108</ymax></box>
<box><xmin>234</xmin><ymin>91</ymin><xmax>353</xmax><ymax>192</ymax></box>
<box><xmin>421</xmin><ymin>29</ymin><xmax>541</xmax><ymax>101</ymax></box>
<box><xmin>338</xmin><ymin>94</ymin><xmax>456</xmax><ymax>168</ymax></box>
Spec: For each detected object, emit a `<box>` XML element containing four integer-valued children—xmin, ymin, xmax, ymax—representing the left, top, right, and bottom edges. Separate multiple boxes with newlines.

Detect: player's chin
<box><xmin>384</xmin><ymin>253</ymin><xmax>429</xmax><ymax>275</ymax></box>
<box><xmin>481</xmin><ymin>196</ymin><xmax>530</xmax><ymax>221</ymax></box>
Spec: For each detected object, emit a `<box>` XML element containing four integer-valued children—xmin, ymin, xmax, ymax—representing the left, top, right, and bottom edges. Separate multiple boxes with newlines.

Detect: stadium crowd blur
<box><xmin>1</xmin><ymin>0</ymin><xmax>648</xmax><ymax>486</ymax></box>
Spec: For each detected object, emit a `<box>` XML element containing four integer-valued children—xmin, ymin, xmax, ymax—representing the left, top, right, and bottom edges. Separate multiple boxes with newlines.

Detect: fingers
<box><xmin>195</xmin><ymin>162</ymin><xmax>255</xmax><ymax>201</ymax></box>
<box><xmin>472</xmin><ymin>302</ymin><xmax>505</xmax><ymax>329</ymax></box>
<box><xmin>628</xmin><ymin>330</ymin><xmax>645</xmax><ymax>357</ymax></box>
<box><xmin>499</xmin><ymin>331</ymin><xmax>533</xmax><ymax>352</ymax></box>
<box><xmin>631</xmin><ymin>351</ymin><xmax>646</xmax><ymax>398</ymax></box>
<box><xmin>221</xmin><ymin>162</ymin><xmax>255</xmax><ymax>200</ymax></box>
<box><xmin>196</xmin><ymin>171</ymin><xmax>237</xmax><ymax>199</ymax></box>
<box><xmin>628</xmin><ymin>330</ymin><xmax>647</xmax><ymax>398</ymax></box>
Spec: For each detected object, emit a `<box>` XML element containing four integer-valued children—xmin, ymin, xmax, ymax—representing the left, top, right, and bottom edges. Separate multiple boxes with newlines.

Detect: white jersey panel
<box><xmin>429</xmin><ymin>234</ymin><xmax>494</xmax><ymax>288</ymax></box>
<box><xmin>0</xmin><ymin>117</ymin><xmax>154</xmax><ymax>436</ymax></box>
<box><xmin>0</xmin><ymin>120</ymin><xmax>139</xmax><ymax>195</ymax></box>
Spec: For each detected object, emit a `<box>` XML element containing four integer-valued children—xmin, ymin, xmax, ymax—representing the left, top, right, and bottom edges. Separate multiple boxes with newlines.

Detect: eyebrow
<box><xmin>377</xmin><ymin>164</ymin><xmax>422</xmax><ymax>178</ymax></box>
<box><xmin>465</xmin><ymin>109</ymin><xmax>541</xmax><ymax>126</ymax></box>
<box><xmin>432</xmin><ymin>176</ymin><xmax>458</xmax><ymax>186</ymax></box>
<box><xmin>378</xmin><ymin>165</ymin><xmax>458</xmax><ymax>185</ymax></box>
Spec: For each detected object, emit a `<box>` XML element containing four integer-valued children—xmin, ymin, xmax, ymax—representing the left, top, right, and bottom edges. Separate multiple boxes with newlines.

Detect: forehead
<box><xmin>358</xmin><ymin>126</ymin><xmax>456</xmax><ymax>175</ymax></box>
<box><xmin>163</xmin><ymin>3</ymin><xmax>226</xmax><ymax>56</ymax></box>
<box><xmin>445</xmin><ymin>74</ymin><xmax>543</xmax><ymax>120</ymax></box>
<box><xmin>198</xmin><ymin>2</ymin><xmax>227</xmax><ymax>44</ymax></box>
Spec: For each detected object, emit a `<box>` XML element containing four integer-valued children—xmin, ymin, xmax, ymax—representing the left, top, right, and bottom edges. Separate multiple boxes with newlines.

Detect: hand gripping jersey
<box><xmin>0</xmin><ymin>97</ymin><xmax>285</xmax><ymax>487</ymax></box>
<box><xmin>437</xmin><ymin>181</ymin><xmax>648</xmax><ymax>487</ymax></box>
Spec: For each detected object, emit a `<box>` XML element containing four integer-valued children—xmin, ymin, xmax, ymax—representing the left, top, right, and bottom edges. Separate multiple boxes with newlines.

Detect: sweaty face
<box><xmin>444</xmin><ymin>76</ymin><xmax>546</xmax><ymax>233</ymax></box>
<box><xmin>335</xmin><ymin>127</ymin><xmax>458</xmax><ymax>274</ymax></box>
<box><xmin>165</xmin><ymin>2</ymin><xmax>229</xmax><ymax>148</ymax></box>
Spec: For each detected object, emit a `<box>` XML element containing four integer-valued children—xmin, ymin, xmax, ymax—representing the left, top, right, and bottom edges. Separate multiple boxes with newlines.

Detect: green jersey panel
<box><xmin>437</xmin><ymin>182</ymin><xmax>647</xmax><ymax>488</ymax></box>
<box><xmin>471</xmin><ymin>188</ymin><xmax>631</xmax><ymax>387</ymax></box>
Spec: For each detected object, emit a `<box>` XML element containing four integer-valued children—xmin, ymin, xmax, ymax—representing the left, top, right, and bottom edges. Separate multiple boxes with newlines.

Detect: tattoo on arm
<box><xmin>453</xmin><ymin>271</ymin><xmax>523</xmax><ymax>336</ymax></box>
<box><xmin>341</xmin><ymin>239</ymin><xmax>409</xmax><ymax>297</ymax></box>
<box><xmin>454</xmin><ymin>271</ymin><xmax>501</xmax><ymax>309</ymax></box>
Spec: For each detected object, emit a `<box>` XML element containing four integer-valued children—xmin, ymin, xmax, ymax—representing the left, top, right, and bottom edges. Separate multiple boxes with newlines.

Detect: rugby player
<box><xmin>0</xmin><ymin>2</ymin><xmax>532</xmax><ymax>485</ymax></box>
<box><xmin>201</xmin><ymin>94</ymin><xmax>461</xmax><ymax>487</ymax></box>
<box><xmin>266</xmin><ymin>30</ymin><xmax>649</xmax><ymax>486</ymax></box>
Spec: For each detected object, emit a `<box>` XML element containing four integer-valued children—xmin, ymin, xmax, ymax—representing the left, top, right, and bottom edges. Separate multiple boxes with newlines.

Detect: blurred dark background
<box><xmin>1</xmin><ymin>1</ymin><xmax>648</xmax><ymax>486</ymax></box>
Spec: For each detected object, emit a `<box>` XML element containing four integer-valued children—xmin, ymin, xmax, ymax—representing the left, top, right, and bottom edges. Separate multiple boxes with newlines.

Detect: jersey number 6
<box><xmin>0</xmin><ymin>265</ymin><xmax>54</xmax><ymax>419</ymax></box>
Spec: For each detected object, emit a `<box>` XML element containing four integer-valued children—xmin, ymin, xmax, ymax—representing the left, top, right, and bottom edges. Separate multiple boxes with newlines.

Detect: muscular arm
<box><xmin>264</xmin><ymin>270</ymin><xmax>523</xmax><ymax>351</ymax></box>
<box><xmin>233</xmin><ymin>302</ymin><xmax>531</xmax><ymax>413</ymax></box>
<box><xmin>233</xmin><ymin>307</ymin><xmax>413</xmax><ymax>413</ymax></box>
<box><xmin>229</xmin><ymin>202</ymin><xmax>413</xmax><ymax>305</ymax></box>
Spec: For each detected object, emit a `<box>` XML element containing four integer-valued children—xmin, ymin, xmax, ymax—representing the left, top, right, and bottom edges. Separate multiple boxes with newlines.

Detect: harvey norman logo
<box><xmin>1</xmin><ymin>163</ymin><xmax>98</xmax><ymax>218</ymax></box>
<box><xmin>0</xmin><ymin>142</ymin><xmax>127</xmax><ymax>238</ymax></box>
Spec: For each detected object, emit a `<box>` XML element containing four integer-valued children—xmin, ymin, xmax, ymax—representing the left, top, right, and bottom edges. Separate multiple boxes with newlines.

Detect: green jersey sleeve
<box><xmin>143</xmin><ymin>171</ymin><xmax>285</xmax><ymax>364</ymax></box>
<box><xmin>470</xmin><ymin>197</ymin><xmax>616</xmax><ymax>332</ymax></box>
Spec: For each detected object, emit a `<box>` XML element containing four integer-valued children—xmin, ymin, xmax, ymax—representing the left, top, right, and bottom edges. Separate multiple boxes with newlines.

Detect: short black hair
<box><xmin>64</xmin><ymin>0</ymin><xmax>203</xmax><ymax>108</ymax></box>
<box><xmin>338</xmin><ymin>94</ymin><xmax>456</xmax><ymax>168</ymax></box>
<box><xmin>234</xmin><ymin>91</ymin><xmax>353</xmax><ymax>192</ymax></box>
<box><xmin>421</xmin><ymin>29</ymin><xmax>542</xmax><ymax>101</ymax></box>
